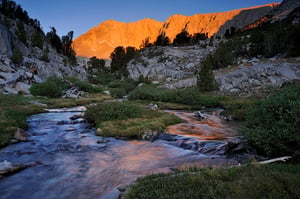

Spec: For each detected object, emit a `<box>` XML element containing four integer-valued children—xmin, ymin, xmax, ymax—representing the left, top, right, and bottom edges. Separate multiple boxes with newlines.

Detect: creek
<box><xmin>0</xmin><ymin>107</ymin><xmax>251</xmax><ymax>199</ymax></box>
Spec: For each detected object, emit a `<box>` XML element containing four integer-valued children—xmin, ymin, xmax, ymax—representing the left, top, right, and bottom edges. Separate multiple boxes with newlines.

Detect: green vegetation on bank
<box><xmin>88</xmin><ymin>72</ymin><xmax>138</xmax><ymax>98</ymax></box>
<box><xmin>30</xmin><ymin>76</ymin><xmax>102</xmax><ymax>98</ymax></box>
<box><xmin>107</xmin><ymin>79</ymin><xmax>137</xmax><ymax>98</ymax></box>
<box><xmin>41</xmin><ymin>93</ymin><xmax>110</xmax><ymax>108</ymax></box>
<box><xmin>0</xmin><ymin>95</ymin><xmax>44</xmax><ymax>147</ymax></box>
<box><xmin>243</xmin><ymin>82</ymin><xmax>300</xmax><ymax>159</ymax></box>
<box><xmin>122</xmin><ymin>164</ymin><xmax>300</xmax><ymax>199</ymax></box>
<box><xmin>84</xmin><ymin>101</ymin><xmax>181</xmax><ymax>138</ymax></box>
<box><xmin>0</xmin><ymin>92</ymin><xmax>111</xmax><ymax>148</ymax></box>
<box><xmin>128</xmin><ymin>85</ymin><xmax>225</xmax><ymax>108</ymax></box>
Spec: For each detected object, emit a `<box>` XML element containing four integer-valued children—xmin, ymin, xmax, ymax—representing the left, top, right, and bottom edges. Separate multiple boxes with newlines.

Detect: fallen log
<box><xmin>257</xmin><ymin>156</ymin><xmax>292</xmax><ymax>164</ymax></box>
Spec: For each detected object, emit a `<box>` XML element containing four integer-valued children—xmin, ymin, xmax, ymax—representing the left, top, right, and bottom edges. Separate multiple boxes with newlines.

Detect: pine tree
<box><xmin>197</xmin><ymin>56</ymin><xmax>218</xmax><ymax>91</ymax></box>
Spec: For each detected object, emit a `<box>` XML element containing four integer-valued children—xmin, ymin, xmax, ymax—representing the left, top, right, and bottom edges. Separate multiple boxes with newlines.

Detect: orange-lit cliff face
<box><xmin>73</xmin><ymin>3</ymin><xmax>279</xmax><ymax>59</ymax></box>
<box><xmin>73</xmin><ymin>18</ymin><xmax>163</xmax><ymax>59</ymax></box>
<box><xmin>161</xmin><ymin>10</ymin><xmax>241</xmax><ymax>41</ymax></box>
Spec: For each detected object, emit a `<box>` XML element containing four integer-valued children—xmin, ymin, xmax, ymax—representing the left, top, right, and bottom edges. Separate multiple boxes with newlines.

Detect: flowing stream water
<box><xmin>0</xmin><ymin>107</ymin><xmax>244</xmax><ymax>199</ymax></box>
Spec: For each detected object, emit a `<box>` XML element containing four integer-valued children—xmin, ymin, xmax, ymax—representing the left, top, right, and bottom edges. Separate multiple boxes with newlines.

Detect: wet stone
<box><xmin>96</xmin><ymin>138</ymin><xmax>109</xmax><ymax>144</ymax></box>
<box><xmin>158</xmin><ymin>133</ymin><xmax>178</xmax><ymax>141</ymax></box>
<box><xmin>70</xmin><ymin>114</ymin><xmax>82</xmax><ymax>120</ymax></box>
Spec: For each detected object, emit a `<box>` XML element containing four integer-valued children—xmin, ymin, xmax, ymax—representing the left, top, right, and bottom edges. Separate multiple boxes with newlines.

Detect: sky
<box><xmin>14</xmin><ymin>0</ymin><xmax>282</xmax><ymax>39</ymax></box>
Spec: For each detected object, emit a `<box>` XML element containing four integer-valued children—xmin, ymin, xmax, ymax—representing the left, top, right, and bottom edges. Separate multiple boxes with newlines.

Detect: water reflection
<box><xmin>0</xmin><ymin>108</ymin><xmax>239</xmax><ymax>199</ymax></box>
<box><xmin>166</xmin><ymin>110</ymin><xmax>238</xmax><ymax>140</ymax></box>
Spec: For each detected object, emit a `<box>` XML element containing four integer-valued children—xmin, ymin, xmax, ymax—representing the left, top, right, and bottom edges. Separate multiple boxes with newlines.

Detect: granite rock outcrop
<box><xmin>0</xmin><ymin>13</ymin><xmax>87</xmax><ymax>95</ymax></box>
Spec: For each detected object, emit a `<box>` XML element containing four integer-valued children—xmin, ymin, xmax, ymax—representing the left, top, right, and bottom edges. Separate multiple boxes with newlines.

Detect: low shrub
<box><xmin>65</xmin><ymin>77</ymin><xmax>102</xmax><ymax>93</ymax></box>
<box><xmin>108</xmin><ymin>79</ymin><xmax>137</xmax><ymax>98</ymax></box>
<box><xmin>30</xmin><ymin>76</ymin><xmax>102</xmax><ymax>97</ymax></box>
<box><xmin>128</xmin><ymin>85</ymin><xmax>224</xmax><ymax>108</ymax></box>
<box><xmin>243</xmin><ymin>83</ymin><xmax>300</xmax><ymax>158</ymax></box>
<box><xmin>85</xmin><ymin>102</ymin><xmax>143</xmax><ymax>123</ymax></box>
<box><xmin>88</xmin><ymin>72</ymin><xmax>118</xmax><ymax>85</ymax></box>
<box><xmin>30</xmin><ymin>77</ymin><xmax>66</xmax><ymax>97</ymax></box>
<box><xmin>220</xmin><ymin>97</ymin><xmax>254</xmax><ymax>121</ymax></box>
<box><xmin>197</xmin><ymin>55</ymin><xmax>218</xmax><ymax>91</ymax></box>
<box><xmin>11</xmin><ymin>48</ymin><xmax>24</xmax><ymax>64</ymax></box>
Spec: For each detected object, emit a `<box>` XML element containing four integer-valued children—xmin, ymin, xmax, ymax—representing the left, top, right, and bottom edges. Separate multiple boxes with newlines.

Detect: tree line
<box><xmin>0</xmin><ymin>0</ymin><xmax>41</xmax><ymax>30</ymax></box>
<box><xmin>140</xmin><ymin>29</ymin><xmax>208</xmax><ymax>48</ymax></box>
<box><xmin>1</xmin><ymin>0</ymin><xmax>77</xmax><ymax>65</ymax></box>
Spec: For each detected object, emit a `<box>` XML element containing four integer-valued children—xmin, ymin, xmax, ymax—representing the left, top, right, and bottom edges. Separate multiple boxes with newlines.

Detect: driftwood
<box><xmin>257</xmin><ymin>156</ymin><xmax>292</xmax><ymax>164</ymax></box>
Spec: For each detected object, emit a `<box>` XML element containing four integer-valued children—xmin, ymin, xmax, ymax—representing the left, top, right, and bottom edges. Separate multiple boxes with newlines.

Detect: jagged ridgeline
<box><xmin>73</xmin><ymin>3</ymin><xmax>278</xmax><ymax>59</ymax></box>
<box><xmin>0</xmin><ymin>0</ymin><xmax>86</xmax><ymax>95</ymax></box>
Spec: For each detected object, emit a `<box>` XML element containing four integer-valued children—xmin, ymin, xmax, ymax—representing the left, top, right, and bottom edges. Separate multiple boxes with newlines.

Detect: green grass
<box><xmin>108</xmin><ymin>79</ymin><xmax>137</xmax><ymax>98</ymax></box>
<box><xmin>128</xmin><ymin>84</ymin><xmax>256</xmax><ymax>120</ymax></box>
<box><xmin>220</xmin><ymin>96</ymin><xmax>255</xmax><ymax>121</ymax></box>
<box><xmin>65</xmin><ymin>77</ymin><xmax>103</xmax><ymax>93</ymax></box>
<box><xmin>43</xmin><ymin>93</ymin><xmax>111</xmax><ymax>108</ymax></box>
<box><xmin>30</xmin><ymin>76</ymin><xmax>103</xmax><ymax>98</ymax></box>
<box><xmin>128</xmin><ymin>85</ymin><xmax>225</xmax><ymax>108</ymax></box>
<box><xmin>122</xmin><ymin>164</ymin><xmax>300</xmax><ymax>199</ymax></box>
<box><xmin>0</xmin><ymin>95</ymin><xmax>44</xmax><ymax>147</ymax></box>
<box><xmin>84</xmin><ymin>101</ymin><xmax>181</xmax><ymax>138</ymax></box>
<box><xmin>30</xmin><ymin>76</ymin><xmax>65</xmax><ymax>97</ymax></box>
<box><xmin>88</xmin><ymin>72</ymin><xmax>118</xmax><ymax>85</ymax></box>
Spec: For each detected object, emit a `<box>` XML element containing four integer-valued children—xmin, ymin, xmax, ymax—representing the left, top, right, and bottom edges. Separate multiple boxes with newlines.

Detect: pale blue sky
<box><xmin>14</xmin><ymin>0</ymin><xmax>281</xmax><ymax>38</ymax></box>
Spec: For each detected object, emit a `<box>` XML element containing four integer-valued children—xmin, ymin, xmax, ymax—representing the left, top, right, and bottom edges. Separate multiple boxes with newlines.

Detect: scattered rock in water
<box><xmin>13</xmin><ymin>128</ymin><xmax>29</xmax><ymax>142</ymax></box>
<box><xmin>56</xmin><ymin>120</ymin><xmax>69</xmax><ymax>125</ymax></box>
<box><xmin>0</xmin><ymin>160</ymin><xmax>39</xmax><ymax>178</ymax></box>
<box><xmin>65</xmin><ymin>128</ymin><xmax>76</xmax><ymax>132</ymax></box>
<box><xmin>142</xmin><ymin>130</ymin><xmax>160</xmax><ymax>141</ymax></box>
<box><xmin>158</xmin><ymin>133</ymin><xmax>178</xmax><ymax>141</ymax></box>
<box><xmin>198</xmin><ymin>141</ymin><xmax>227</xmax><ymax>156</ymax></box>
<box><xmin>57</xmin><ymin>118</ymin><xmax>86</xmax><ymax>125</ymax></box>
<box><xmin>194</xmin><ymin>110</ymin><xmax>207</xmax><ymax>120</ymax></box>
<box><xmin>117</xmin><ymin>184</ymin><xmax>130</xmax><ymax>192</ymax></box>
<box><xmin>96</xmin><ymin>137</ymin><xmax>109</xmax><ymax>144</ymax></box>
<box><xmin>70</xmin><ymin>114</ymin><xmax>82</xmax><ymax>120</ymax></box>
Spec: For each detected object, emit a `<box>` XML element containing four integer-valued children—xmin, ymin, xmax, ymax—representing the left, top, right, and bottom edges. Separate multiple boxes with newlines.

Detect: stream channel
<box><xmin>0</xmin><ymin>107</ymin><xmax>251</xmax><ymax>199</ymax></box>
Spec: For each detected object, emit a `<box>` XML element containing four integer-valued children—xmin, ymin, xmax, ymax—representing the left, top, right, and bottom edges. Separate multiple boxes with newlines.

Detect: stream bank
<box><xmin>0</xmin><ymin>107</ymin><xmax>258</xmax><ymax>199</ymax></box>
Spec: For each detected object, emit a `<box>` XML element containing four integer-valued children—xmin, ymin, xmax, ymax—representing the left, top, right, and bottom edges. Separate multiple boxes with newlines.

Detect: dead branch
<box><xmin>257</xmin><ymin>156</ymin><xmax>292</xmax><ymax>164</ymax></box>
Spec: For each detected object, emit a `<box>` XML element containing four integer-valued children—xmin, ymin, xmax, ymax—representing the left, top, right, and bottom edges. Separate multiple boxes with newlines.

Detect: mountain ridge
<box><xmin>73</xmin><ymin>3</ymin><xmax>279</xmax><ymax>59</ymax></box>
